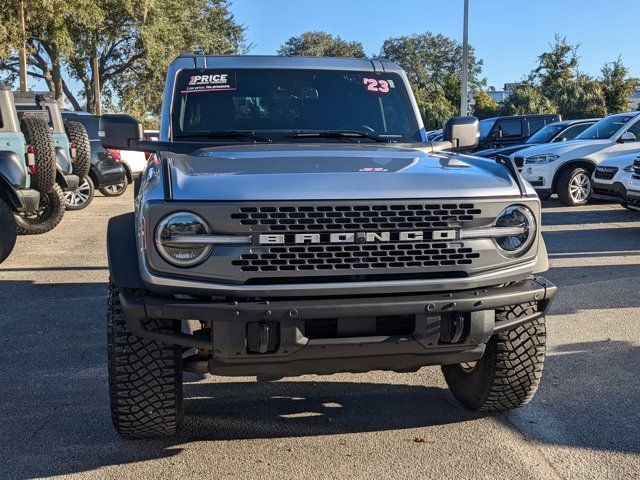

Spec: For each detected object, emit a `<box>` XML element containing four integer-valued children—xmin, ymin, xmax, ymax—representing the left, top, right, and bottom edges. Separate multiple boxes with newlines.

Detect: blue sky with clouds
<box><xmin>233</xmin><ymin>0</ymin><xmax>640</xmax><ymax>89</ymax></box>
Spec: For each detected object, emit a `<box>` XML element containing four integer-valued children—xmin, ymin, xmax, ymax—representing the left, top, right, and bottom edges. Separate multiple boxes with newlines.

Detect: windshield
<box><xmin>171</xmin><ymin>68</ymin><xmax>421</xmax><ymax>142</ymax></box>
<box><xmin>576</xmin><ymin>114</ymin><xmax>636</xmax><ymax>140</ymax></box>
<box><xmin>479</xmin><ymin>119</ymin><xmax>496</xmax><ymax>139</ymax></box>
<box><xmin>526</xmin><ymin>123</ymin><xmax>566</xmax><ymax>143</ymax></box>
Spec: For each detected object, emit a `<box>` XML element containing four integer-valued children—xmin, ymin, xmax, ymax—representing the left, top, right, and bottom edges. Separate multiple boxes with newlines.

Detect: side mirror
<box><xmin>618</xmin><ymin>131</ymin><xmax>637</xmax><ymax>143</ymax></box>
<box><xmin>443</xmin><ymin>116</ymin><xmax>479</xmax><ymax>150</ymax></box>
<box><xmin>99</xmin><ymin>114</ymin><xmax>143</xmax><ymax>150</ymax></box>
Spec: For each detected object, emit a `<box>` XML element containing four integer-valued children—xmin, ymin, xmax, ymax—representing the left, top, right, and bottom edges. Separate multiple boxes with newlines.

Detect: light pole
<box><xmin>19</xmin><ymin>0</ymin><xmax>28</xmax><ymax>92</ymax></box>
<box><xmin>460</xmin><ymin>0</ymin><xmax>469</xmax><ymax>116</ymax></box>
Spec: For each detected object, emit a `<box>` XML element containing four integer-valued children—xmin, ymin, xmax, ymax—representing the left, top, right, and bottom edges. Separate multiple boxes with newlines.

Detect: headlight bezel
<box><xmin>492</xmin><ymin>205</ymin><xmax>537</xmax><ymax>258</ymax></box>
<box><xmin>155</xmin><ymin>211</ymin><xmax>213</xmax><ymax>267</ymax></box>
<box><xmin>525</xmin><ymin>154</ymin><xmax>559</xmax><ymax>164</ymax></box>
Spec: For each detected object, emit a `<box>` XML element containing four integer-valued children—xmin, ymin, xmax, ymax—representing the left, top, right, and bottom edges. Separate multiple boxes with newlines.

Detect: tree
<box><xmin>500</xmin><ymin>86</ymin><xmax>556</xmax><ymax>116</ymax></box>
<box><xmin>533</xmin><ymin>35</ymin><xmax>579</xmax><ymax>101</ymax></box>
<box><xmin>277</xmin><ymin>31</ymin><xmax>365</xmax><ymax>58</ymax></box>
<box><xmin>472</xmin><ymin>91</ymin><xmax>499</xmax><ymax>119</ymax></box>
<box><xmin>600</xmin><ymin>57</ymin><xmax>638</xmax><ymax>114</ymax></box>
<box><xmin>380</xmin><ymin>33</ymin><xmax>485</xmax><ymax>127</ymax></box>
<box><xmin>555</xmin><ymin>74</ymin><xmax>607</xmax><ymax>118</ymax></box>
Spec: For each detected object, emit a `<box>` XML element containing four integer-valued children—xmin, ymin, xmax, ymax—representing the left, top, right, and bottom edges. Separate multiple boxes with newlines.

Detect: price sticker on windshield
<box><xmin>181</xmin><ymin>72</ymin><xmax>237</xmax><ymax>94</ymax></box>
<box><xmin>362</xmin><ymin>77</ymin><xmax>393</xmax><ymax>96</ymax></box>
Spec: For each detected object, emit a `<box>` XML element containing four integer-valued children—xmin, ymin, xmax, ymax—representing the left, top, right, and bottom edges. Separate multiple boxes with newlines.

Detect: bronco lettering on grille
<box><xmin>258</xmin><ymin>230</ymin><xmax>458</xmax><ymax>245</ymax></box>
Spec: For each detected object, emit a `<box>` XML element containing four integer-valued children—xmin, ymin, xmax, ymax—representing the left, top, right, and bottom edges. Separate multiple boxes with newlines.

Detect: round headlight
<box><xmin>155</xmin><ymin>212</ymin><xmax>212</xmax><ymax>267</ymax></box>
<box><xmin>494</xmin><ymin>205</ymin><xmax>536</xmax><ymax>257</ymax></box>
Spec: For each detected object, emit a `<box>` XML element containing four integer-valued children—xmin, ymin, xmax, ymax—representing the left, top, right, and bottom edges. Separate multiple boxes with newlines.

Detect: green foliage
<box><xmin>555</xmin><ymin>75</ymin><xmax>607</xmax><ymax>118</ymax></box>
<box><xmin>277</xmin><ymin>31</ymin><xmax>365</xmax><ymax>58</ymax></box>
<box><xmin>500</xmin><ymin>86</ymin><xmax>556</xmax><ymax>116</ymax></box>
<box><xmin>380</xmin><ymin>33</ymin><xmax>485</xmax><ymax>129</ymax></box>
<box><xmin>472</xmin><ymin>90</ymin><xmax>500</xmax><ymax>119</ymax></box>
<box><xmin>533</xmin><ymin>35</ymin><xmax>579</xmax><ymax>100</ymax></box>
<box><xmin>600</xmin><ymin>58</ymin><xmax>638</xmax><ymax>114</ymax></box>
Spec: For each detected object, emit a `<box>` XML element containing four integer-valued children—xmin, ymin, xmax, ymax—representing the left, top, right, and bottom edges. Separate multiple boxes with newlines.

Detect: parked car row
<box><xmin>0</xmin><ymin>89</ymin><xmax>153</xmax><ymax>264</ymax></box>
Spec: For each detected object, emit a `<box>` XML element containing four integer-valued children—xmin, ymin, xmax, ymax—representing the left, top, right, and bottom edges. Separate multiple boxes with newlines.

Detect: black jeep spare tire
<box><xmin>64</xmin><ymin>120</ymin><xmax>91</xmax><ymax>181</ymax></box>
<box><xmin>20</xmin><ymin>116</ymin><xmax>56</xmax><ymax>194</ymax></box>
<box><xmin>15</xmin><ymin>183</ymin><xmax>65</xmax><ymax>235</ymax></box>
<box><xmin>442</xmin><ymin>302</ymin><xmax>546</xmax><ymax>411</ymax></box>
<box><xmin>0</xmin><ymin>198</ymin><xmax>17</xmax><ymax>264</ymax></box>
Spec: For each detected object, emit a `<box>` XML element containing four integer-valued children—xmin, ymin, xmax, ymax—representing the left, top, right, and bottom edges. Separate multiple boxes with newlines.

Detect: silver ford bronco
<box><xmin>102</xmin><ymin>55</ymin><xmax>556</xmax><ymax>439</ymax></box>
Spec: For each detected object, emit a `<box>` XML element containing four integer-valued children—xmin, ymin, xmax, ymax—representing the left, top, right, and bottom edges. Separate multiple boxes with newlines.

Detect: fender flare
<box><xmin>0</xmin><ymin>172</ymin><xmax>20</xmax><ymax>209</ymax></box>
<box><xmin>107</xmin><ymin>212</ymin><xmax>144</xmax><ymax>289</ymax></box>
<box><xmin>551</xmin><ymin>159</ymin><xmax>598</xmax><ymax>192</ymax></box>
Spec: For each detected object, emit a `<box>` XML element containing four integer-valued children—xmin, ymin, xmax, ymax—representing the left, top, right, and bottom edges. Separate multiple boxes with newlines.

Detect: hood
<box><xmin>475</xmin><ymin>143</ymin><xmax>534</xmax><ymax>158</ymax></box>
<box><xmin>512</xmin><ymin>139</ymin><xmax>611</xmax><ymax>159</ymax></box>
<box><xmin>167</xmin><ymin>144</ymin><xmax>522</xmax><ymax>201</ymax></box>
<box><xmin>597</xmin><ymin>151</ymin><xmax>639</xmax><ymax>168</ymax></box>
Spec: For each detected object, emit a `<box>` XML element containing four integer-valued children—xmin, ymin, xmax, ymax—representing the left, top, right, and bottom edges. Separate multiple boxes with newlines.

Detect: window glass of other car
<box><xmin>576</xmin><ymin>114</ymin><xmax>636</xmax><ymax>140</ymax></box>
<box><xmin>559</xmin><ymin>123</ymin><xmax>591</xmax><ymax>141</ymax></box>
<box><xmin>498</xmin><ymin>119</ymin><xmax>522</xmax><ymax>137</ymax></box>
<box><xmin>528</xmin><ymin>118</ymin><xmax>546</xmax><ymax>135</ymax></box>
<box><xmin>526</xmin><ymin>123</ymin><xmax>565</xmax><ymax>143</ymax></box>
<box><xmin>479</xmin><ymin>119</ymin><xmax>496</xmax><ymax>139</ymax></box>
<box><xmin>624</xmin><ymin>118</ymin><xmax>640</xmax><ymax>140</ymax></box>
<box><xmin>68</xmin><ymin>115</ymin><xmax>100</xmax><ymax>140</ymax></box>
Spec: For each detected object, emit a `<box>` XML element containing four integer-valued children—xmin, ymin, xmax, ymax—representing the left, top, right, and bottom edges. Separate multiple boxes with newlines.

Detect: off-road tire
<box><xmin>65</xmin><ymin>175</ymin><xmax>94</xmax><ymax>210</ymax></box>
<box><xmin>15</xmin><ymin>183</ymin><xmax>65</xmax><ymax>235</ymax></box>
<box><xmin>20</xmin><ymin>116</ymin><xmax>56</xmax><ymax>194</ymax></box>
<box><xmin>99</xmin><ymin>180</ymin><xmax>128</xmax><ymax>197</ymax></box>
<box><xmin>64</xmin><ymin>121</ymin><xmax>91</xmax><ymax>181</ymax></box>
<box><xmin>0</xmin><ymin>198</ymin><xmax>17</xmax><ymax>264</ymax></box>
<box><xmin>442</xmin><ymin>303</ymin><xmax>546</xmax><ymax>411</ymax></box>
<box><xmin>557</xmin><ymin>167</ymin><xmax>591</xmax><ymax>206</ymax></box>
<box><xmin>107</xmin><ymin>282</ymin><xmax>184</xmax><ymax>439</ymax></box>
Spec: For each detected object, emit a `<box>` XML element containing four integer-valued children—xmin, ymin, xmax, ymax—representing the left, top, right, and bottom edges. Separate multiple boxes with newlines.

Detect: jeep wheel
<box><xmin>64</xmin><ymin>121</ymin><xmax>91</xmax><ymax>181</ymax></box>
<box><xmin>15</xmin><ymin>183</ymin><xmax>65</xmax><ymax>235</ymax></box>
<box><xmin>99</xmin><ymin>180</ymin><xmax>128</xmax><ymax>197</ymax></box>
<box><xmin>557</xmin><ymin>167</ymin><xmax>591</xmax><ymax>206</ymax></box>
<box><xmin>442</xmin><ymin>303</ymin><xmax>546</xmax><ymax>411</ymax></box>
<box><xmin>108</xmin><ymin>282</ymin><xmax>184</xmax><ymax>439</ymax></box>
<box><xmin>0</xmin><ymin>198</ymin><xmax>17</xmax><ymax>264</ymax></box>
<box><xmin>20</xmin><ymin>116</ymin><xmax>56</xmax><ymax>194</ymax></box>
<box><xmin>65</xmin><ymin>176</ymin><xmax>94</xmax><ymax>210</ymax></box>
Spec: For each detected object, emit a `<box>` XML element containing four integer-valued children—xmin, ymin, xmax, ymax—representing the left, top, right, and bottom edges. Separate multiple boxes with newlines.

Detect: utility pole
<box><xmin>19</xmin><ymin>0</ymin><xmax>28</xmax><ymax>92</ymax></box>
<box><xmin>460</xmin><ymin>0</ymin><xmax>469</xmax><ymax>116</ymax></box>
<box><xmin>92</xmin><ymin>38</ymin><xmax>101</xmax><ymax>116</ymax></box>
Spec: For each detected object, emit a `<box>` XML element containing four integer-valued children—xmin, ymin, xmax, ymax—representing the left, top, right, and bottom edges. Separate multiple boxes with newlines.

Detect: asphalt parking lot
<box><xmin>0</xmin><ymin>191</ymin><xmax>639</xmax><ymax>480</ymax></box>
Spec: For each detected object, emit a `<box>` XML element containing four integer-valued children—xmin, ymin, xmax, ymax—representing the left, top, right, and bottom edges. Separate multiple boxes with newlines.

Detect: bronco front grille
<box><xmin>231</xmin><ymin>203</ymin><xmax>482</xmax><ymax>232</ymax></box>
<box><xmin>232</xmin><ymin>242</ymin><xmax>480</xmax><ymax>273</ymax></box>
<box><xmin>633</xmin><ymin>158</ymin><xmax>640</xmax><ymax>179</ymax></box>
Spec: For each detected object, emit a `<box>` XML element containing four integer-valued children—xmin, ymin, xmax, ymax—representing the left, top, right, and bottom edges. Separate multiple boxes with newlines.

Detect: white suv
<box><xmin>625</xmin><ymin>157</ymin><xmax>640</xmax><ymax>211</ymax></box>
<box><xmin>591</xmin><ymin>152</ymin><xmax>636</xmax><ymax>207</ymax></box>
<box><xmin>511</xmin><ymin>112</ymin><xmax>640</xmax><ymax>206</ymax></box>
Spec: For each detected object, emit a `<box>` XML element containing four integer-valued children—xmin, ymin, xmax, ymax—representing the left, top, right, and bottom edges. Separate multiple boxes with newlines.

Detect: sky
<box><xmin>232</xmin><ymin>0</ymin><xmax>640</xmax><ymax>89</ymax></box>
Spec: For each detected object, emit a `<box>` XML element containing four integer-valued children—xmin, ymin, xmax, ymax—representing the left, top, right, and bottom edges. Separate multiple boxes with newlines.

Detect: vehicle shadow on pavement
<box><xmin>541</xmin><ymin>204</ymin><xmax>640</xmax><ymax>226</ymax></box>
<box><xmin>180</xmin><ymin>379</ymin><xmax>474</xmax><ymax>440</ymax></box>
<box><xmin>505</xmin><ymin>340</ymin><xmax>640</xmax><ymax>454</ymax></box>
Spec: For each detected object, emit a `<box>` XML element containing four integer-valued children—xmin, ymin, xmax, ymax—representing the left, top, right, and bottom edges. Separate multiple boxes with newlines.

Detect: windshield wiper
<box><xmin>174</xmin><ymin>130</ymin><xmax>272</xmax><ymax>143</ymax></box>
<box><xmin>290</xmin><ymin>130</ymin><xmax>390</xmax><ymax>143</ymax></box>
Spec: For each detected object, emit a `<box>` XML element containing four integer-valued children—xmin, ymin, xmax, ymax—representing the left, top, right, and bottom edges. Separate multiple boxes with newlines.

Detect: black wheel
<box><xmin>557</xmin><ymin>167</ymin><xmax>592</xmax><ymax>206</ymax></box>
<box><xmin>20</xmin><ymin>116</ymin><xmax>56</xmax><ymax>194</ymax></box>
<box><xmin>108</xmin><ymin>282</ymin><xmax>183</xmax><ymax>439</ymax></box>
<box><xmin>99</xmin><ymin>180</ymin><xmax>128</xmax><ymax>197</ymax></box>
<box><xmin>0</xmin><ymin>197</ymin><xmax>17</xmax><ymax>264</ymax></box>
<box><xmin>15</xmin><ymin>183</ymin><xmax>65</xmax><ymax>235</ymax></box>
<box><xmin>64</xmin><ymin>121</ymin><xmax>91</xmax><ymax>182</ymax></box>
<box><xmin>442</xmin><ymin>303</ymin><xmax>546</xmax><ymax>411</ymax></box>
<box><xmin>64</xmin><ymin>175</ymin><xmax>94</xmax><ymax>210</ymax></box>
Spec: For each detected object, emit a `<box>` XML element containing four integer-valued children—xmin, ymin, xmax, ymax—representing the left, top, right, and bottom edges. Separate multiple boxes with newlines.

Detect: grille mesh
<box><xmin>232</xmin><ymin>242</ymin><xmax>480</xmax><ymax>272</ymax></box>
<box><xmin>594</xmin><ymin>168</ymin><xmax>617</xmax><ymax>180</ymax></box>
<box><xmin>633</xmin><ymin>159</ymin><xmax>640</xmax><ymax>180</ymax></box>
<box><xmin>231</xmin><ymin>203</ymin><xmax>482</xmax><ymax>232</ymax></box>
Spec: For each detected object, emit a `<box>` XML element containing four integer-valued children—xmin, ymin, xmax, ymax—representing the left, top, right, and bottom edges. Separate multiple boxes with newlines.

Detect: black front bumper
<box><xmin>592</xmin><ymin>180</ymin><xmax>627</xmax><ymax>203</ymax></box>
<box><xmin>119</xmin><ymin>276</ymin><xmax>556</xmax><ymax>377</ymax></box>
